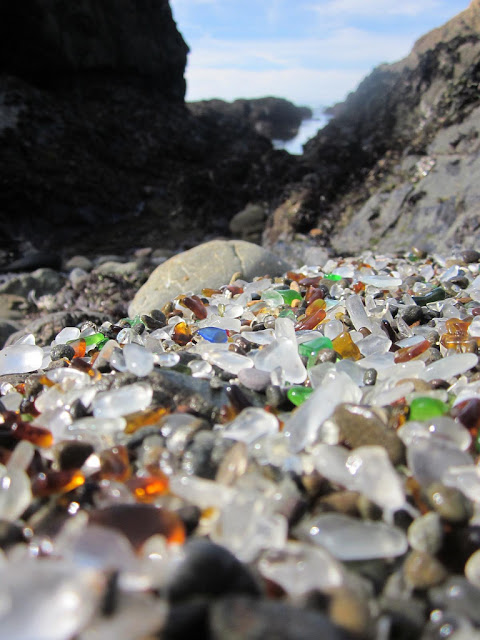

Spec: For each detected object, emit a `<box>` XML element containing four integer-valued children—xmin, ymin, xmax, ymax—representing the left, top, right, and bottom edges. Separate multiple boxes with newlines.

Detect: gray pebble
<box><xmin>426</xmin><ymin>482</ymin><xmax>473</xmax><ymax>523</ymax></box>
<box><xmin>403</xmin><ymin>550</ymin><xmax>448</xmax><ymax>590</ymax></box>
<box><xmin>402</xmin><ymin>305</ymin><xmax>423</xmax><ymax>325</ymax></box>
<box><xmin>407</xmin><ymin>512</ymin><xmax>443</xmax><ymax>554</ymax></box>
<box><xmin>363</xmin><ymin>368</ymin><xmax>377</xmax><ymax>386</ymax></box>
<box><xmin>50</xmin><ymin>344</ymin><xmax>75</xmax><ymax>361</ymax></box>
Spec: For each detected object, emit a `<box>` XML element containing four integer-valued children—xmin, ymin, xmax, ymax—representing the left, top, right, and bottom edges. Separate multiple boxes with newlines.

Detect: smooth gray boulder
<box><xmin>128</xmin><ymin>240</ymin><xmax>291</xmax><ymax>317</ymax></box>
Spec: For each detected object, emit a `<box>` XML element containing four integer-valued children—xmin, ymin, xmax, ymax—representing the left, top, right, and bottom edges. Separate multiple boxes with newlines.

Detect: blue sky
<box><xmin>170</xmin><ymin>0</ymin><xmax>470</xmax><ymax>106</ymax></box>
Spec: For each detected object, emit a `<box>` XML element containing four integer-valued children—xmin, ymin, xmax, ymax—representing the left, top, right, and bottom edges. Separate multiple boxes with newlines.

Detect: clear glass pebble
<box><xmin>213</xmin><ymin>492</ymin><xmax>287</xmax><ymax>562</ymax></box>
<box><xmin>206</xmin><ymin>350</ymin><xmax>253</xmax><ymax>375</ymax></box>
<box><xmin>222</xmin><ymin>407</ymin><xmax>279</xmax><ymax>444</ymax></box>
<box><xmin>258</xmin><ymin>541</ymin><xmax>344</xmax><ymax>597</ymax></box>
<box><xmin>442</xmin><ymin>465</ymin><xmax>480</xmax><ymax>503</ymax></box>
<box><xmin>0</xmin><ymin>558</ymin><xmax>101</xmax><ymax>640</ymax></box>
<box><xmin>92</xmin><ymin>382</ymin><xmax>153</xmax><ymax>418</ymax></box>
<box><xmin>398</xmin><ymin>417</ymin><xmax>472</xmax><ymax>451</ymax></box>
<box><xmin>346</xmin><ymin>294</ymin><xmax>373</xmax><ymax>331</ymax></box>
<box><xmin>0</xmin><ymin>344</ymin><xmax>43</xmax><ymax>375</ymax></box>
<box><xmin>284</xmin><ymin>372</ymin><xmax>361</xmax><ymax>451</ymax></box>
<box><xmin>254</xmin><ymin>338</ymin><xmax>307</xmax><ymax>384</ymax></box>
<box><xmin>53</xmin><ymin>326</ymin><xmax>80</xmax><ymax>344</ymax></box>
<box><xmin>301</xmin><ymin>513</ymin><xmax>408</xmax><ymax>560</ymax></box>
<box><xmin>465</xmin><ymin>549</ymin><xmax>480</xmax><ymax>589</ymax></box>
<box><xmin>123</xmin><ymin>342</ymin><xmax>154</xmax><ymax>377</ymax></box>
<box><xmin>421</xmin><ymin>353</ymin><xmax>478</xmax><ymax>382</ymax></box>
<box><xmin>407</xmin><ymin>438</ymin><xmax>473</xmax><ymax>487</ymax></box>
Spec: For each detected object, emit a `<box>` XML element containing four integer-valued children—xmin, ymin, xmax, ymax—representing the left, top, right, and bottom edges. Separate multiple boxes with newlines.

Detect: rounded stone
<box><xmin>50</xmin><ymin>344</ymin><xmax>75</xmax><ymax>361</ymax></box>
<box><xmin>129</xmin><ymin>240</ymin><xmax>291</xmax><ymax>317</ymax></box>
<box><xmin>461</xmin><ymin>249</ymin><xmax>480</xmax><ymax>263</ymax></box>
<box><xmin>316</xmin><ymin>348</ymin><xmax>337</xmax><ymax>364</ymax></box>
<box><xmin>426</xmin><ymin>482</ymin><xmax>473</xmax><ymax>523</ymax></box>
<box><xmin>333</xmin><ymin>403</ymin><xmax>405</xmax><ymax>465</ymax></box>
<box><xmin>363</xmin><ymin>368</ymin><xmax>377</xmax><ymax>386</ymax></box>
<box><xmin>402</xmin><ymin>306</ymin><xmax>423</xmax><ymax>325</ymax></box>
<box><xmin>407</xmin><ymin>512</ymin><xmax>443</xmax><ymax>555</ymax></box>
<box><xmin>403</xmin><ymin>550</ymin><xmax>448</xmax><ymax>590</ymax></box>
<box><xmin>329</xmin><ymin>586</ymin><xmax>372</xmax><ymax>637</ymax></box>
<box><xmin>166</xmin><ymin>539</ymin><xmax>260</xmax><ymax>602</ymax></box>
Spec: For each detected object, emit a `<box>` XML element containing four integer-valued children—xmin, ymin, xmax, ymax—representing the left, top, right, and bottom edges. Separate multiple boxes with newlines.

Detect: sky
<box><xmin>170</xmin><ymin>0</ymin><xmax>470</xmax><ymax>107</ymax></box>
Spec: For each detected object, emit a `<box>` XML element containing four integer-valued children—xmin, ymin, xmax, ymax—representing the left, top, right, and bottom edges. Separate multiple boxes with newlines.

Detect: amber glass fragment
<box><xmin>394</xmin><ymin>339</ymin><xmax>430</xmax><ymax>363</ymax></box>
<box><xmin>11</xmin><ymin>420</ymin><xmax>53</xmax><ymax>448</ymax></box>
<box><xmin>331</xmin><ymin>331</ymin><xmax>362</xmax><ymax>361</ymax></box>
<box><xmin>124</xmin><ymin>407</ymin><xmax>169</xmax><ymax>435</ymax></box>
<box><xmin>451</xmin><ymin>397</ymin><xmax>480</xmax><ymax>432</ymax></box>
<box><xmin>445</xmin><ymin>318</ymin><xmax>472</xmax><ymax>334</ymax></box>
<box><xmin>202</xmin><ymin>288</ymin><xmax>222</xmax><ymax>297</ymax></box>
<box><xmin>305</xmin><ymin>286</ymin><xmax>325</xmax><ymax>304</ymax></box>
<box><xmin>127</xmin><ymin>471</ymin><xmax>169</xmax><ymax>503</ymax></box>
<box><xmin>67</xmin><ymin>338</ymin><xmax>87</xmax><ymax>358</ymax></box>
<box><xmin>172</xmin><ymin>321</ymin><xmax>193</xmax><ymax>346</ymax></box>
<box><xmin>38</xmin><ymin>375</ymin><xmax>55</xmax><ymax>388</ymax></box>
<box><xmin>440</xmin><ymin>332</ymin><xmax>477</xmax><ymax>353</ymax></box>
<box><xmin>89</xmin><ymin>504</ymin><xmax>186</xmax><ymax>547</ymax></box>
<box><xmin>305</xmin><ymin>298</ymin><xmax>327</xmax><ymax>316</ymax></box>
<box><xmin>286</xmin><ymin>271</ymin><xmax>307</xmax><ymax>283</ymax></box>
<box><xmin>32</xmin><ymin>469</ymin><xmax>85</xmax><ymax>497</ymax></box>
<box><xmin>299</xmin><ymin>275</ymin><xmax>322</xmax><ymax>287</ymax></box>
<box><xmin>98</xmin><ymin>445</ymin><xmax>131</xmax><ymax>482</ymax></box>
<box><xmin>224</xmin><ymin>285</ymin><xmax>244</xmax><ymax>295</ymax></box>
<box><xmin>70</xmin><ymin>358</ymin><xmax>102</xmax><ymax>380</ymax></box>
<box><xmin>295</xmin><ymin>307</ymin><xmax>326</xmax><ymax>331</ymax></box>
<box><xmin>353</xmin><ymin>282</ymin><xmax>365</xmax><ymax>294</ymax></box>
<box><xmin>181</xmin><ymin>295</ymin><xmax>208</xmax><ymax>320</ymax></box>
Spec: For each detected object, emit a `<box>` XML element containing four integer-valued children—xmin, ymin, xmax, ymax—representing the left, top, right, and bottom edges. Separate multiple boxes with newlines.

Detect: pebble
<box><xmin>407</xmin><ymin>512</ymin><xmax>443</xmax><ymax>554</ymax></box>
<box><xmin>332</xmin><ymin>403</ymin><xmax>405</xmax><ymax>465</ymax></box>
<box><xmin>167</xmin><ymin>539</ymin><xmax>260</xmax><ymax>602</ymax></box>
<box><xmin>50</xmin><ymin>343</ymin><xmax>75</xmax><ymax>361</ymax></box>
<box><xmin>426</xmin><ymin>482</ymin><xmax>473</xmax><ymax>523</ymax></box>
<box><xmin>403</xmin><ymin>550</ymin><xmax>448</xmax><ymax>589</ymax></box>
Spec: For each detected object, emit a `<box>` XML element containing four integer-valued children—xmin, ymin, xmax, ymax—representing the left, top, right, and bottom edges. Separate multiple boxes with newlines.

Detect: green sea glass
<box><xmin>409</xmin><ymin>397</ymin><xmax>448</xmax><ymax>421</ymax></box>
<box><xmin>287</xmin><ymin>386</ymin><xmax>314</xmax><ymax>407</ymax></box>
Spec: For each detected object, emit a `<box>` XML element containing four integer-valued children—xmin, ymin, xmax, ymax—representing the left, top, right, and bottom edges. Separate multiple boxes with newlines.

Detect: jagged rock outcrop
<box><xmin>0</xmin><ymin>0</ymin><xmax>188</xmax><ymax>97</ymax></box>
<box><xmin>188</xmin><ymin>97</ymin><xmax>312</xmax><ymax>141</ymax></box>
<box><xmin>0</xmin><ymin>1</ymin><xmax>302</xmax><ymax>261</ymax></box>
<box><xmin>264</xmin><ymin>0</ymin><xmax>480</xmax><ymax>254</ymax></box>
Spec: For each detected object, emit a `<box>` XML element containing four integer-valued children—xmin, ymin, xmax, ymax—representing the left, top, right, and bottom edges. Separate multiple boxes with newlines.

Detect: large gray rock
<box><xmin>128</xmin><ymin>240</ymin><xmax>291</xmax><ymax>317</ymax></box>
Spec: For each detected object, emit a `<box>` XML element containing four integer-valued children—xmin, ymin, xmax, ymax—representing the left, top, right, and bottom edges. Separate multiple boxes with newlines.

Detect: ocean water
<box><xmin>273</xmin><ymin>106</ymin><xmax>330</xmax><ymax>155</ymax></box>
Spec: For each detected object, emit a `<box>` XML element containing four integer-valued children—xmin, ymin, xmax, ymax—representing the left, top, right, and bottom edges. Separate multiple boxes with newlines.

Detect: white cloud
<box><xmin>307</xmin><ymin>0</ymin><xmax>443</xmax><ymax>18</ymax></box>
<box><xmin>185</xmin><ymin>66</ymin><xmax>367</xmax><ymax>106</ymax></box>
<box><xmin>188</xmin><ymin>29</ymin><xmax>416</xmax><ymax>70</ymax></box>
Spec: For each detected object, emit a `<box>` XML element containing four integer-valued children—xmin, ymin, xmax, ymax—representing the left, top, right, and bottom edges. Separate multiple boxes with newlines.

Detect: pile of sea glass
<box><xmin>1</xmin><ymin>249</ymin><xmax>480</xmax><ymax>638</ymax></box>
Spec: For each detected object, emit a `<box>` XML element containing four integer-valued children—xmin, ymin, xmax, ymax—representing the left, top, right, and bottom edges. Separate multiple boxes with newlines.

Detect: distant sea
<box><xmin>273</xmin><ymin>106</ymin><xmax>330</xmax><ymax>155</ymax></box>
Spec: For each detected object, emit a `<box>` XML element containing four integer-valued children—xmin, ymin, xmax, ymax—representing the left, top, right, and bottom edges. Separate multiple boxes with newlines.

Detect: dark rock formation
<box><xmin>0</xmin><ymin>0</ymin><xmax>302</xmax><ymax>262</ymax></box>
<box><xmin>0</xmin><ymin>0</ymin><xmax>188</xmax><ymax>97</ymax></box>
<box><xmin>264</xmin><ymin>0</ymin><xmax>480</xmax><ymax>254</ymax></box>
<box><xmin>188</xmin><ymin>97</ymin><xmax>312</xmax><ymax>141</ymax></box>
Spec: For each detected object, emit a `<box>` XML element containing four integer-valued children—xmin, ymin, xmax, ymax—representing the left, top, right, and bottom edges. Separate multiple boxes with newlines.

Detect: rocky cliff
<box><xmin>264</xmin><ymin>0</ymin><xmax>480</xmax><ymax>255</ymax></box>
<box><xmin>0</xmin><ymin>0</ymin><xmax>188</xmax><ymax>97</ymax></box>
<box><xmin>0</xmin><ymin>0</ymin><xmax>301</xmax><ymax>261</ymax></box>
